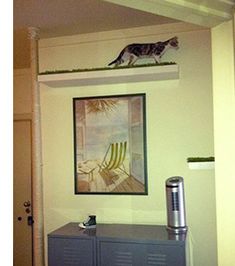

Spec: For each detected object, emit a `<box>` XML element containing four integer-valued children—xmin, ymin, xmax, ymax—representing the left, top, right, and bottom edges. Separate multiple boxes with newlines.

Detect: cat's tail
<box><xmin>108</xmin><ymin>58</ymin><xmax>119</xmax><ymax>66</ymax></box>
<box><xmin>108</xmin><ymin>50</ymin><xmax>125</xmax><ymax>66</ymax></box>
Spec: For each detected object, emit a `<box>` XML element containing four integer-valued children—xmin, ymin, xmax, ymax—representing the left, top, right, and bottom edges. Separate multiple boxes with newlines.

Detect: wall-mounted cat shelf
<box><xmin>187</xmin><ymin>157</ymin><xmax>215</xmax><ymax>170</ymax></box>
<box><xmin>38</xmin><ymin>64</ymin><xmax>179</xmax><ymax>88</ymax></box>
<box><xmin>188</xmin><ymin>161</ymin><xmax>215</xmax><ymax>170</ymax></box>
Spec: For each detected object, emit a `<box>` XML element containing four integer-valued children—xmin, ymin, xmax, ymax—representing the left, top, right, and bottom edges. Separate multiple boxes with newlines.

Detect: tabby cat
<box><xmin>108</xmin><ymin>36</ymin><xmax>178</xmax><ymax>67</ymax></box>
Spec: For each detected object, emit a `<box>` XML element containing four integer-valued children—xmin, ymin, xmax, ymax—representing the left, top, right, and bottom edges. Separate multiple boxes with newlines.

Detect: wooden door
<box><xmin>13</xmin><ymin>120</ymin><xmax>33</xmax><ymax>266</ymax></box>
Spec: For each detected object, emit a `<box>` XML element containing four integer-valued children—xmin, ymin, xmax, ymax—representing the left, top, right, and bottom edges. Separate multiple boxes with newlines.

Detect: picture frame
<box><xmin>73</xmin><ymin>93</ymin><xmax>148</xmax><ymax>195</ymax></box>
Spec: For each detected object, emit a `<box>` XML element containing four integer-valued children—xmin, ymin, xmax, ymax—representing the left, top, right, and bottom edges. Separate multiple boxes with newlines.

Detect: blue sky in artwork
<box><xmin>85</xmin><ymin>99</ymin><xmax>129</xmax><ymax>160</ymax></box>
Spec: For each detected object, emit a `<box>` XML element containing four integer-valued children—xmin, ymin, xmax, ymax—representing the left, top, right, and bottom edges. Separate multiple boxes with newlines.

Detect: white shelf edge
<box><xmin>38</xmin><ymin>64</ymin><xmax>179</xmax><ymax>87</ymax></box>
<box><xmin>188</xmin><ymin>161</ymin><xmax>215</xmax><ymax>170</ymax></box>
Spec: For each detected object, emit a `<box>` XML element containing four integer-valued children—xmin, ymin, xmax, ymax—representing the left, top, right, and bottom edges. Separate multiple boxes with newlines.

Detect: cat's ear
<box><xmin>168</xmin><ymin>36</ymin><xmax>178</xmax><ymax>42</ymax></box>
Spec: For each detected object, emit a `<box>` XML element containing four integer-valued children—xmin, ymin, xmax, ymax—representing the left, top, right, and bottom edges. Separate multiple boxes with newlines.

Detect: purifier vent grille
<box><xmin>171</xmin><ymin>192</ymin><xmax>179</xmax><ymax>211</ymax></box>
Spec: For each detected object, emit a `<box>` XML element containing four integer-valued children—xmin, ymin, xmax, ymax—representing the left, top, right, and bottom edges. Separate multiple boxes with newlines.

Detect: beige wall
<box><xmin>212</xmin><ymin>19</ymin><xmax>235</xmax><ymax>266</ymax></box>
<box><xmin>14</xmin><ymin>29</ymin><xmax>30</xmax><ymax>69</ymax></box>
<box><xmin>39</xmin><ymin>23</ymin><xmax>216</xmax><ymax>266</ymax></box>
<box><xmin>13</xmin><ymin>68</ymin><xmax>32</xmax><ymax>115</ymax></box>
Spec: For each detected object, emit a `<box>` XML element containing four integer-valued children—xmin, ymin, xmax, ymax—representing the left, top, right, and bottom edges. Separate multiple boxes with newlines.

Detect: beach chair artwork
<box><xmin>99</xmin><ymin>141</ymin><xmax>128</xmax><ymax>184</ymax></box>
<box><xmin>73</xmin><ymin>94</ymin><xmax>148</xmax><ymax>195</ymax></box>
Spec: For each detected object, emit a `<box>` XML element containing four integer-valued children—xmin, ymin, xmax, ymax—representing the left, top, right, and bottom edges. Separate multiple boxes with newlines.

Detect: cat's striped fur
<box><xmin>108</xmin><ymin>36</ymin><xmax>178</xmax><ymax>67</ymax></box>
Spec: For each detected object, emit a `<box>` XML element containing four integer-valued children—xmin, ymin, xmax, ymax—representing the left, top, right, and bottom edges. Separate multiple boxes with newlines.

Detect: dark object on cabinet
<box><xmin>48</xmin><ymin>222</ymin><xmax>187</xmax><ymax>266</ymax></box>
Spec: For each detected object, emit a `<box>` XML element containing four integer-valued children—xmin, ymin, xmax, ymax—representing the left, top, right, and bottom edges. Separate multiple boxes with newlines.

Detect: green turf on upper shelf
<box><xmin>39</xmin><ymin>62</ymin><xmax>176</xmax><ymax>75</ymax></box>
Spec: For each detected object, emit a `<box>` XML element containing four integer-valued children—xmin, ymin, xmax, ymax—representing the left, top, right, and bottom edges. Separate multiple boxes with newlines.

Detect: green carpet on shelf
<box><xmin>39</xmin><ymin>62</ymin><xmax>176</xmax><ymax>75</ymax></box>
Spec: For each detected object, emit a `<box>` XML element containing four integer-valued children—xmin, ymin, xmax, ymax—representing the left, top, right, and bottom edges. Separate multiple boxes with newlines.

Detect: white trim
<box><xmin>219</xmin><ymin>0</ymin><xmax>235</xmax><ymax>6</ymax></box>
<box><xmin>188</xmin><ymin>161</ymin><xmax>215</xmax><ymax>170</ymax></box>
<box><xmin>103</xmin><ymin>0</ymin><xmax>233</xmax><ymax>28</ymax></box>
<box><xmin>38</xmin><ymin>64</ymin><xmax>179</xmax><ymax>88</ymax></box>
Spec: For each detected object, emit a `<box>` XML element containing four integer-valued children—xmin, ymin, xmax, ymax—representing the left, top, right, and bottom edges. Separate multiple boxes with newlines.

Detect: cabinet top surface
<box><xmin>48</xmin><ymin>223</ymin><xmax>186</xmax><ymax>243</ymax></box>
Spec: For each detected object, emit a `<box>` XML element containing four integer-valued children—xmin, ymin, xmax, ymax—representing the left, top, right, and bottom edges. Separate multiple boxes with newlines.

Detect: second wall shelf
<box><xmin>188</xmin><ymin>161</ymin><xmax>215</xmax><ymax>170</ymax></box>
<box><xmin>38</xmin><ymin>64</ymin><xmax>179</xmax><ymax>88</ymax></box>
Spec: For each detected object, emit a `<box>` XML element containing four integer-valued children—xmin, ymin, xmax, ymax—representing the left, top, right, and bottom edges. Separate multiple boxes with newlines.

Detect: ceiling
<box><xmin>13</xmin><ymin>0</ymin><xmax>234</xmax><ymax>69</ymax></box>
<box><xmin>14</xmin><ymin>0</ymin><xmax>235</xmax><ymax>39</ymax></box>
<box><xmin>13</xmin><ymin>0</ymin><xmax>178</xmax><ymax>38</ymax></box>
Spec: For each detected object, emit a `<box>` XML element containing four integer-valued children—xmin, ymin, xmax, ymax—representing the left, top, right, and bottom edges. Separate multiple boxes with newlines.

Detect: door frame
<box><xmin>13</xmin><ymin>113</ymin><xmax>33</xmax><ymax>266</ymax></box>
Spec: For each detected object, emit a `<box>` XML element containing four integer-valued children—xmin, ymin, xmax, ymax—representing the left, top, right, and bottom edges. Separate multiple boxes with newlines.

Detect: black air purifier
<box><xmin>165</xmin><ymin>176</ymin><xmax>187</xmax><ymax>233</ymax></box>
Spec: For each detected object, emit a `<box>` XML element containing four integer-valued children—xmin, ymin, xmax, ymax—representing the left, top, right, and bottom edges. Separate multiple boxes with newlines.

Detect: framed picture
<box><xmin>73</xmin><ymin>93</ymin><xmax>148</xmax><ymax>195</ymax></box>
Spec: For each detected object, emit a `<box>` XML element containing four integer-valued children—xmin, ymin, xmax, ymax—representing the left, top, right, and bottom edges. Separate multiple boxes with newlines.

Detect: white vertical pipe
<box><xmin>28</xmin><ymin>27</ymin><xmax>45</xmax><ymax>266</ymax></box>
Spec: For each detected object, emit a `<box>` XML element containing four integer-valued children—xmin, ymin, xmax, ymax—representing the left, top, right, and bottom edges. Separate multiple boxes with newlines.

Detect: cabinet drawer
<box><xmin>48</xmin><ymin>237</ymin><xmax>95</xmax><ymax>266</ymax></box>
<box><xmin>97</xmin><ymin>240</ymin><xmax>185</xmax><ymax>266</ymax></box>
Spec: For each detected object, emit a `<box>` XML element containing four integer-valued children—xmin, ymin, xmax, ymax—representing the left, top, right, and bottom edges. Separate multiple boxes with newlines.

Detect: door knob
<box><xmin>23</xmin><ymin>201</ymin><xmax>31</xmax><ymax>207</ymax></box>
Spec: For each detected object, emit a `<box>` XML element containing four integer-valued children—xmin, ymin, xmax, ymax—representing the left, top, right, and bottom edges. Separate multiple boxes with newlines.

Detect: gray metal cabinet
<box><xmin>48</xmin><ymin>224</ymin><xmax>96</xmax><ymax>266</ymax></box>
<box><xmin>98</xmin><ymin>241</ymin><xmax>185</xmax><ymax>266</ymax></box>
<box><xmin>48</xmin><ymin>223</ymin><xmax>186</xmax><ymax>266</ymax></box>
